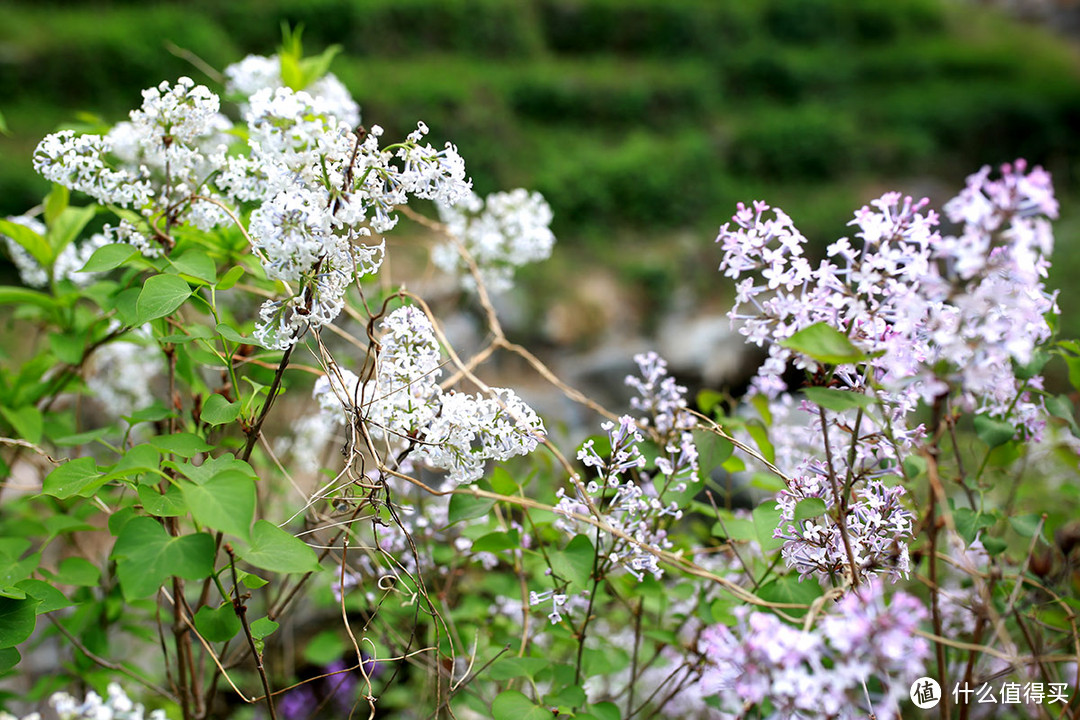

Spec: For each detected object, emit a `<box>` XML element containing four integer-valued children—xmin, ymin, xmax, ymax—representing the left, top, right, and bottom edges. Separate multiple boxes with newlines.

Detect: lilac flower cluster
<box><xmin>31</xmin><ymin>69</ymin><xmax>472</xmax><ymax>351</ymax></box>
<box><xmin>718</xmin><ymin>162</ymin><xmax>1058</xmax><ymax>581</ymax></box>
<box><xmin>223</xmin><ymin>53</ymin><xmax>361</xmax><ymax>127</ymax></box>
<box><xmin>774</xmin><ymin>471</ymin><xmax>915</xmax><ymax>582</ymax></box>
<box><xmin>554</xmin><ymin>354</ymin><xmax>700</xmax><ymax>584</ymax></box>
<box><xmin>311</xmin><ymin>305</ymin><xmax>544</xmax><ymax>485</ymax></box>
<box><xmin>718</xmin><ymin>161</ymin><xmax>1057</xmax><ymax>431</ymax></box>
<box><xmin>699</xmin><ymin>580</ymin><xmax>929</xmax><ymax>719</ymax></box>
<box><xmin>35</xmin><ymin>77</ymin><xmax>230</xmax><ymax>236</ymax></box>
<box><xmin>229</xmin><ymin>87</ymin><xmax>469</xmax><ymax>348</ymax></box>
<box><xmin>433</xmin><ymin>188</ymin><xmax>556</xmax><ymax>293</ymax></box>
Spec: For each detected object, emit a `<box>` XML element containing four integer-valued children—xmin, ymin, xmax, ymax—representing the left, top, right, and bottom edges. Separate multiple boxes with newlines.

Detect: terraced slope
<box><xmin>1</xmin><ymin>0</ymin><xmax>1077</xmax><ymax>248</ymax></box>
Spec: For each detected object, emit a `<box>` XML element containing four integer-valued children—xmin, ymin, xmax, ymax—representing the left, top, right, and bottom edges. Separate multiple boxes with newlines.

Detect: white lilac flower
<box><xmin>33</xmin><ymin>130</ymin><xmax>153</xmax><ymax>209</ymax></box>
<box><xmin>311</xmin><ymin>306</ymin><xmax>544</xmax><ymax>485</ymax></box>
<box><xmin>49</xmin><ymin>683</ymin><xmax>168</xmax><ymax>720</ymax></box>
<box><xmin>224</xmin><ymin>53</ymin><xmax>361</xmax><ymax>128</ymax></box>
<box><xmin>274</xmin><ymin>412</ymin><xmax>338</xmax><ymax>475</ymax></box>
<box><xmin>699</xmin><ymin>580</ymin><xmax>929</xmax><ymax>720</ymax></box>
<box><xmin>86</xmin><ymin>327</ymin><xmax>163</xmax><ymax>419</ymax></box>
<box><xmin>553</xmin><ymin>352</ymin><xmax>700</xmax><ymax>582</ymax></box>
<box><xmin>234</xmin><ymin>88</ymin><xmax>469</xmax><ymax>347</ymax></box>
<box><xmin>557</xmin><ymin>416</ymin><xmax>673</xmax><ymax>582</ymax></box>
<box><xmin>102</xmin><ymin>218</ymin><xmax>161</xmax><ymax>259</ymax></box>
<box><xmin>1</xmin><ymin>215</ymin><xmax>109</xmax><ymax>288</ymax></box>
<box><xmin>434</xmin><ymin>188</ymin><xmax>555</xmax><ymax>293</ymax></box>
<box><xmin>36</xmin><ymin>78</ymin><xmax>233</xmax><ymax>235</ymax></box>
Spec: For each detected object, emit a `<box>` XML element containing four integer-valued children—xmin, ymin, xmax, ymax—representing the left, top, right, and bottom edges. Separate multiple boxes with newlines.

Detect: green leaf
<box><xmin>0</xmin><ymin>406</ymin><xmax>43</xmax><ymax>444</ymax></box>
<box><xmin>0</xmin><ymin>218</ymin><xmax>52</xmax><ymax>267</ymax></box>
<box><xmin>43</xmin><ymin>184</ymin><xmax>69</xmax><ymax>227</ymax></box>
<box><xmin>756</xmin><ymin>575</ymin><xmax>824</xmax><ymax>618</ymax></box>
<box><xmin>194</xmin><ymin>604</ymin><xmax>241</xmax><ymax>643</ymax></box>
<box><xmin>48</xmin><ymin>331</ymin><xmax>85</xmax><ymax>365</ymax></box>
<box><xmin>179</xmin><ymin>470</ymin><xmax>256</xmax><ymax>539</ymax></box>
<box><xmin>53</xmin><ymin>427</ymin><xmax>110</xmax><ymax>446</ymax></box>
<box><xmin>548</xmin><ymin>684</ymin><xmax>586</xmax><ymax>707</ymax></box>
<box><xmin>138</xmin><ymin>484</ymin><xmax>187</xmax><ymax>517</ymax></box>
<box><xmin>41</xmin><ymin>457</ymin><xmax>104</xmax><ymax>499</ymax></box>
<box><xmin>489</xmin><ymin>466</ymin><xmax>519</xmax><ymax>495</ymax></box>
<box><xmin>240</xmin><ymin>571</ymin><xmax>268</xmax><ymax>589</ymax></box>
<box><xmin>0</xmin><ymin>597</ymin><xmax>39</xmax><ymax>649</ymax></box>
<box><xmin>47</xmin><ymin>205</ymin><xmax>96</xmax><ymax>255</ymax></box>
<box><xmin>752</xmin><ymin>501</ymin><xmax>784</xmax><ymax>553</ymax></box>
<box><xmin>0</xmin><ymin>647</ymin><xmax>20</xmax><ymax>672</ymax></box>
<box><xmin>982</xmin><ymin>536</ymin><xmax>1007</xmax><ymax>555</ymax></box>
<box><xmin>487</xmin><ymin>656</ymin><xmax>549</xmax><ymax>681</ymax></box>
<box><xmin>126</xmin><ymin>405</ymin><xmax>174</xmax><ymax>425</ymax></box>
<box><xmin>582</xmin><ymin>647</ymin><xmax>629</xmax><ymax>675</ymax></box>
<box><xmin>802</xmin><ymin>386</ymin><xmax>874</xmax><ymax>412</ymax></box>
<box><xmin>216</xmin><ymin>265</ymin><xmax>244</xmax><ymax>291</ymax></box>
<box><xmin>491</xmin><ymin>690</ymin><xmax>549</xmax><ymax>720</ymax></box>
<box><xmin>201</xmin><ymin>394</ymin><xmax>241</xmax><ymax>425</ymax></box>
<box><xmin>215</xmin><ymin>323</ymin><xmax>247</xmax><ymax>344</ymax></box>
<box><xmin>780</xmin><ymin>323</ymin><xmax>866</xmax><ymax>365</ymax></box>
<box><xmin>1015</xmin><ymin>348</ymin><xmax>1049</xmax><ymax>380</ymax></box>
<box><xmin>15</xmin><ymin>579</ymin><xmax>70</xmax><ymax>614</ymax></box>
<box><xmin>1064</xmin><ymin>352</ymin><xmax>1080</xmax><ymax>392</ymax></box>
<box><xmin>239</xmin><ymin>520</ymin><xmax>321</xmax><ymax>574</ymax></box>
<box><xmin>745</xmin><ymin>421</ymin><xmax>775</xmax><ymax>465</ymax></box>
<box><xmin>113</xmin><ymin>443</ymin><xmax>161</xmax><ymax>477</ymax></box>
<box><xmin>0</xmin><ymin>549</ymin><xmax>38</xmax><ymax>590</ymax></box>
<box><xmin>136</xmin><ymin>274</ymin><xmax>191</xmax><ymax>323</ymax></box>
<box><xmin>588</xmin><ymin>702</ymin><xmax>622</xmax><ymax>720</ymax></box>
<box><xmin>151</xmin><ymin>432</ymin><xmax>213</xmax><ymax>458</ymax></box>
<box><xmin>712</xmin><ymin>511</ymin><xmax>756</xmax><ymax>543</ymax></box>
<box><xmin>550</xmin><ymin>534</ymin><xmax>594</xmax><ymax>589</ymax></box>
<box><xmin>693</xmin><ymin>429</ymin><xmax>733</xmax><ymax>470</ymax></box>
<box><xmin>0</xmin><ymin>286</ymin><xmax>56</xmax><ymax>310</ymax></box>
<box><xmin>299</xmin><ymin>44</ymin><xmax>342</xmax><ymax>87</ymax></box>
<box><xmin>171</xmin><ymin>250</ymin><xmax>216</xmax><ymax>284</ymax></box>
<box><xmin>974</xmin><ymin>415</ymin><xmax>1015</xmax><ymax>448</ymax></box>
<box><xmin>793</xmin><ymin>498</ymin><xmax>827</xmax><ymax>525</ymax></box>
<box><xmin>447</xmin><ymin>493</ymin><xmax>494</xmax><ymax>525</ymax></box>
<box><xmin>1009</xmin><ymin>514</ymin><xmax>1044</xmax><ymax>539</ymax></box>
<box><xmin>1045</xmin><ymin>395</ymin><xmax>1080</xmax><ymax>435</ymax></box>
<box><xmin>302</xmin><ymin>630</ymin><xmax>345</xmax><ymax>666</ymax></box>
<box><xmin>54</xmin><ymin>557</ymin><xmax>100</xmax><ymax>587</ymax></box>
<box><xmin>79</xmin><ymin>244</ymin><xmax>138</xmax><ymax>274</ymax></box>
<box><xmin>953</xmin><ymin>508</ymin><xmax>997</xmax><ymax>545</ymax></box>
<box><xmin>249</xmin><ymin>617</ymin><xmax>278</xmax><ymax>640</ymax></box>
<box><xmin>112</xmin><ymin>286</ymin><xmax>143</xmax><ymax>326</ymax></box>
<box><xmin>470</xmin><ymin>530</ymin><xmax>519</xmax><ymax>554</ymax></box>
<box><xmin>110</xmin><ymin>517</ymin><xmax>216</xmax><ymax>600</ymax></box>
<box><xmin>43</xmin><ymin>515</ymin><xmax>95</xmax><ymax>540</ymax></box>
<box><xmin>173</xmin><ymin>454</ymin><xmax>255</xmax><ymax>485</ymax></box>
<box><xmin>696</xmin><ymin>388</ymin><xmax>726</xmax><ymax>415</ymax></box>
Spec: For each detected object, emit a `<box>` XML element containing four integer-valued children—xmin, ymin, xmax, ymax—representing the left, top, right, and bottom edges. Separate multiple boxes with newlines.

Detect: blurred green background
<box><xmin>2</xmin><ymin>0</ymin><xmax>1079</xmax><ymax>335</ymax></box>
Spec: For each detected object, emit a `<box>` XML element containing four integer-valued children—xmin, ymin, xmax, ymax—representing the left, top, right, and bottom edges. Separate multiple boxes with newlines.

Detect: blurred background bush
<box><xmin>1</xmin><ymin>0</ymin><xmax>1079</xmax><ymax>342</ymax></box>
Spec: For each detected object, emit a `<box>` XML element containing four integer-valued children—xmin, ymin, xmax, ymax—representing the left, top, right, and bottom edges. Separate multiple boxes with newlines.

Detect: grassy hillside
<box><xmin>1</xmin><ymin>0</ymin><xmax>1078</xmax><ymax>274</ymax></box>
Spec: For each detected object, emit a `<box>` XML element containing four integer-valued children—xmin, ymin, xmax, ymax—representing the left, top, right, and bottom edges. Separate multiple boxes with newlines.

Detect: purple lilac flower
<box><xmin>699</xmin><ymin>580</ymin><xmax>929</xmax><ymax>719</ymax></box>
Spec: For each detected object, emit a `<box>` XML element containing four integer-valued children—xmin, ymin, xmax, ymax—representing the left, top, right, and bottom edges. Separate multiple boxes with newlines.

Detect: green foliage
<box><xmin>110</xmin><ymin>518</ymin><xmax>216</xmax><ymax>600</ymax></box>
<box><xmin>780</xmin><ymin>322</ymin><xmax>866</xmax><ymax>365</ymax></box>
